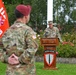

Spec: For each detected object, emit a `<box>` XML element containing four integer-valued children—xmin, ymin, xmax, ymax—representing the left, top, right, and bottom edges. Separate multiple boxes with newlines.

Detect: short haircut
<box><xmin>14</xmin><ymin>9</ymin><xmax>24</xmax><ymax>18</ymax></box>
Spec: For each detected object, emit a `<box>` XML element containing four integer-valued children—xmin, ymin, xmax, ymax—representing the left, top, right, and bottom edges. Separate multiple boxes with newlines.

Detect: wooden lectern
<box><xmin>40</xmin><ymin>38</ymin><xmax>59</xmax><ymax>70</ymax></box>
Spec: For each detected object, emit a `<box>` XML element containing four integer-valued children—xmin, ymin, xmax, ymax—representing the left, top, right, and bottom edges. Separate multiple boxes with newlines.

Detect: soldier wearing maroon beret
<box><xmin>1</xmin><ymin>4</ymin><xmax>38</xmax><ymax>75</ymax></box>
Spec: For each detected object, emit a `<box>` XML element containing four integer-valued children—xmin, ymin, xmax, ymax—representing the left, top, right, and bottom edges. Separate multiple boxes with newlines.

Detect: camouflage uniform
<box><xmin>1</xmin><ymin>21</ymin><xmax>38</xmax><ymax>75</ymax></box>
<box><xmin>0</xmin><ymin>38</ymin><xmax>4</xmax><ymax>62</ymax></box>
<box><xmin>43</xmin><ymin>27</ymin><xmax>63</xmax><ymax>43</ymax></box>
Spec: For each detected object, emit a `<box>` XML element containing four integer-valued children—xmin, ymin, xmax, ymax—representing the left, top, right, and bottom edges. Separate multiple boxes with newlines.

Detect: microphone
<box><xmin>45</xmin><ymin>32</ymin><xmax>49</xmax><ymax>37</ymax></box>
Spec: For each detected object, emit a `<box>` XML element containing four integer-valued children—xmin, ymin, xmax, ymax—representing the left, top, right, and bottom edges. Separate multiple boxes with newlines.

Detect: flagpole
<box><xmin>47</xmin><ymin>0</ymin><xmax>53</xmax><ymax>27</ymax></box>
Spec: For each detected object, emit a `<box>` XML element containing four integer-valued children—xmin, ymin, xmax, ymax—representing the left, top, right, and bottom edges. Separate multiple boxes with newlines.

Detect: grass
<box><xmin>0</xmin><ymin>62</ymin><xmax>76</xmax><ymax>75</ymax></box>
<box><xmin>0</xmin><ymin>62</ymin><xmax>6</xmax><ymax>75</ymax></box>
<box><xmin>36</xmin><ymin>62</ymin><xmax>76</xmax><ymax>75</ymax></box>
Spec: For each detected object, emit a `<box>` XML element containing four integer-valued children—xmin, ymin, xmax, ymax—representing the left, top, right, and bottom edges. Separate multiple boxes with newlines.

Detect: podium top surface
<box><xmin>40</xmin><ymin>38</ymin><xmax>59</xmax><ymax>46</ymax></box>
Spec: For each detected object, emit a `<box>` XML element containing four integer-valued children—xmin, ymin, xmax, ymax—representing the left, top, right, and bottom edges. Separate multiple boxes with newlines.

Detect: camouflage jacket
<box><xmin>1</xmin><ymin>21</ymin><xmax>38</xmax><ymax>75</ymax></box>
<box><xmin>43</xmin><ymin>27</ymin><xmax>63</xmax><ymax>43</ymax></box>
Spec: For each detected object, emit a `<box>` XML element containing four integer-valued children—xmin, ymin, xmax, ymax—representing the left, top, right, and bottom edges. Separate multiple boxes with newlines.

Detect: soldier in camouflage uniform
<box><xmin>43</xmin><ymin>21</ymin><xmax>63</xmax><ymax>43</ymax></box>
<box><xmin>1</xmin><ymin>4</ymin><xmax>38</xmax><ymax>75</ymax></box>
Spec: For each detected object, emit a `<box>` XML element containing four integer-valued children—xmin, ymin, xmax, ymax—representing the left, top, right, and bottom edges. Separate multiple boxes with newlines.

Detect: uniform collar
<box><xmin>14</xmin><ymin>21</ymin><xmax>26</xmax><ymax>26</ymax></box>
<box><xmin>14</xmin><ymin>21</ymin><xmax>25</xmax><ymax>24</ymax></box>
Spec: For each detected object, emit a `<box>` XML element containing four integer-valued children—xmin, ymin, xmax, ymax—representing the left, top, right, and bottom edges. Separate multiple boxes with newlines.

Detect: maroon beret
<box><xmin>16</xmin><ymin>4</ymin><xmax>31</xmax><ymax>16</ymax></box>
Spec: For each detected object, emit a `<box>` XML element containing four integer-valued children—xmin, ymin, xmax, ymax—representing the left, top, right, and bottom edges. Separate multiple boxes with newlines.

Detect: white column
<box><xmin>47</xmin><ymin>0</ymin><xmax>53</xmax><ymax>27</ymax></box>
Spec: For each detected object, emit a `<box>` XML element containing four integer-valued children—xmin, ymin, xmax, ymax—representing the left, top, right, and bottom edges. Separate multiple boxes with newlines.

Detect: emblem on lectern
<box><xmin>44</xmin><ymin>53</ymin><xmax>54</xmax><ymax>66</ymax></box>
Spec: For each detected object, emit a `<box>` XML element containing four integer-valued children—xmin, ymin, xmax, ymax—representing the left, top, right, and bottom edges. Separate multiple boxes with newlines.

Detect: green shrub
<box><xmin>57</xmin><ymin>44</ymin><xmax>76</xmax><ymax>58</ymax></box>
<box><xmin>35</xmin><ymin>35</ymin><xmax>44</xmax><ymax>56</ymax></box>
<box><xmin>62</xmin><ymin>32</ymin><xmax>76</xmax><ymax>44</ymax></box>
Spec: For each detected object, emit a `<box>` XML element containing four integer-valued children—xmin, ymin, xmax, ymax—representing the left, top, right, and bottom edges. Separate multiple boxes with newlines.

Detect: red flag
<box><xmin>0</xmin><ymin>0</ymin><xmax>9</xmax><ymax>38</ymax></box>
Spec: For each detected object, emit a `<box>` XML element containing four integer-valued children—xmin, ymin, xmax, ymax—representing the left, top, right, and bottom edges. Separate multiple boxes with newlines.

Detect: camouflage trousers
<box><xmin>6</xmin><ymin>64</ymin><xmax>36</xmax><ymax>75</ymax></box>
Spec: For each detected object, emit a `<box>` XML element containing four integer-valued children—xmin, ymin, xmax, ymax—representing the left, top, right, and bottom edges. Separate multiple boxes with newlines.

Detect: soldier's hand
<box><xmin>62</xmin><ymin>41</ymin><xmax>74</xmax><ymax>46</ymax></box>
<box><xmin>62</xmin><ymin>41</ymin><xmax>68</xmax><ymax>45</ymax></box>
<box><xmin>8</xmin><ymin>54</ymin><xmax>19</xmax><ymax>65</ymax></box>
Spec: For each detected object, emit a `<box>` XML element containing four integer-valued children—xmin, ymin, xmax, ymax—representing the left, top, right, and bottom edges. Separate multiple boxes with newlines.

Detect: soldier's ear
<box><xmin>24</xmin><ymin>16</ymin><xmax>28</xmax><ymax>19</ymax></box>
